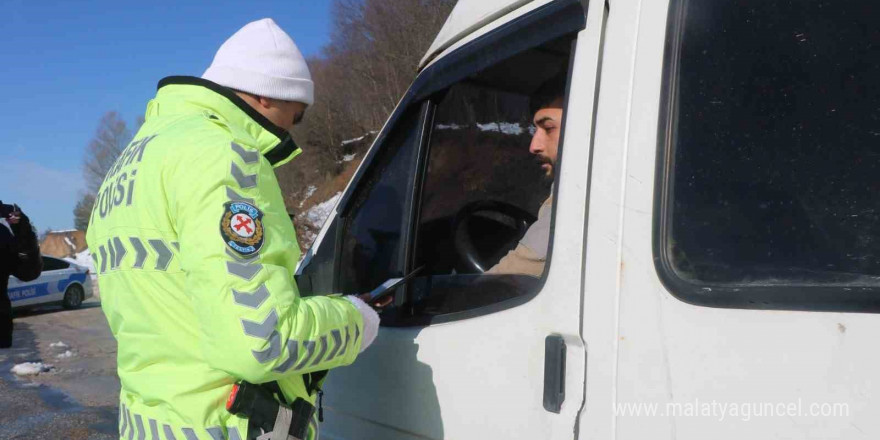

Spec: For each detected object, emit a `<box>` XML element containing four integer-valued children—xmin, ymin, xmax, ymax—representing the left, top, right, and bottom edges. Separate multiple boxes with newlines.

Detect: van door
<box><xmin>297</xmin><ymin>1</ymin><xmax>604</xmax><ymax>438</ymax></box>
<box><xmin>581</xmin><ymin>0</ymin><xmax>880</xmax><ymax>438</ymax></box>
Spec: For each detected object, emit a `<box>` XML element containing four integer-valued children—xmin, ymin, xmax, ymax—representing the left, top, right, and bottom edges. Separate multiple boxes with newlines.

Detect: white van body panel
<box><xmin>420</xmin><ymin>0</ymin><xmax>556</xmax><ymax>72</ymax></box>
<box><xmin>579</xmin><ymin>0</ymin><xmax>872</xmax><ymax>438</ymax></box>
<box><xmin>420</xmin><ymin>0</ymin><xmax>536</xmax><ymax>69</ymax></box>
<box><xmin>307</xmin><ymin>0</ymin><xmax>879</xmax><ymax>438</ymax></box>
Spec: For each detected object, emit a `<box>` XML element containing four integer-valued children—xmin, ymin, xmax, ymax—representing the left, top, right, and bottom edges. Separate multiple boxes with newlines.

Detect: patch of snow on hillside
<box><xmin>477</xmin><ymin>122</ymin><xmax>524</xmax><ymax>135</ymax></box>
<box><xmin>299</xmin><ymin>185</ymin><xmax>318</xmax><ymax>208</ymax></box>
<box><xmin>63</xmin><ymin>236</ymin><xmax>75</xmax><ymax>248</ymax></box>
<box><xmin>341</xmin><ymin>135</ymin><xmax>367</xmax><ymax>146</ymax></box>
<box><xmin>302</xmin><ymin>193</ymin><xmax>342</xmax><ymax>227</ymax></box>
<box><xmin>342</xmin><ymin>153</ymin><xmax>357</xmax><ymax>162</ymax></box>
<box><xmin>297</xmin><ymin>192</ymin><xmax>343</xmax><ymax>248</ymax></box>
<box><xmin>49</xmin><ymin>341</ymin><xmax>69</xmax><ymax>349</ymax></box>
<box><xmin>436</xmin><ymin>123</ymin><xmax>464</xmax><ymax>130</ymax></box>
<box><xmin>341</xmin><ymin>131</ymin><xmax>377</xmax><ymax>147</ymax></box>
<box><xmin>437</xmin><ymin>122</ymin><xmax>526</xmax><ymax>134</ymax></box>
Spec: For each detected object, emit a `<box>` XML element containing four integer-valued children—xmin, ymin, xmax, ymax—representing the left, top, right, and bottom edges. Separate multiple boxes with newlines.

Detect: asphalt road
<box><xmin>0</xmin><ymin>298</ymin><xmax>119</xmax><ymax>439</ymax></box>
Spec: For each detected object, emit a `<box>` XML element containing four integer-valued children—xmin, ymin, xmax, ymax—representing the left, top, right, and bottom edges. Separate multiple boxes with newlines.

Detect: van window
<box><xmin>657</xmin><ymin>0</ymin><xmax>880</xmax><ymax>309</ymax></box>
<box><xmin>405</xmin><ymin>36</ymin><xmax>575</xmax><ymax>321</ymax></box>
<box><xmin>416</xmin><ymin>83</ymin><xmax>550</xmax><ymax>275</ymax></box>
<box><xmin>338</xmin><ymin>110</ymin><xmax>423</xmax><ymax>295</ymax></box>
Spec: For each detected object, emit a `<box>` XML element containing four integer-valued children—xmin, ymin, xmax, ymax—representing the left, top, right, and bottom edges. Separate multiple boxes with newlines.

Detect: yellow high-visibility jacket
<box><xmin>87</xmin><ymin>76</ymin><xmax>363</xmax><ymax>440</ymax></box>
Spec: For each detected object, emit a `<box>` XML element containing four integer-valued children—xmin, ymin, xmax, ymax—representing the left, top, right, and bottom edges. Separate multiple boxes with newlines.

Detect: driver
<box><xmin>488</xmin><ymin>74</ymin><xmax>565</xmax><ymax>277</ymax></box>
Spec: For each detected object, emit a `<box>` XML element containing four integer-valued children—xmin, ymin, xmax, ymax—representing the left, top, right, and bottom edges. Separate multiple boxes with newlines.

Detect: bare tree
<box><xmin>73</xmin><ymin>193</ymin><xmax>96</xmax><ymax>232</ymax></box>
<box><xmin>297</xmin><ymin>0</ymin><xmax>456</xmax><ymax>161</ymax></box>
<box><xmin>83</xmin><ymin>111</ymin><xmax>134</xmax><ymax>194</ymax></box>
<box><xmin>75</xmin><ymin>111</ymin><xmax>140</xmax><ymax>231</ymax></box>
<box><xmin>276</xmin><ymin>0</ymin><xmax>456</xmax><ymax>250</ymax></box>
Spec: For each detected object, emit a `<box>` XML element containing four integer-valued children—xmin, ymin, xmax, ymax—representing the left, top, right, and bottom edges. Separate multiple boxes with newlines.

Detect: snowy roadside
<box><xmin>63</xmin><ymin>249</ymin><xmax>96</xmax><ymax>280</ymax></box>
<box><xmin>6</xmin><ymin>300</ymin><xmax>118</xmax><ymax>407</ymax></box>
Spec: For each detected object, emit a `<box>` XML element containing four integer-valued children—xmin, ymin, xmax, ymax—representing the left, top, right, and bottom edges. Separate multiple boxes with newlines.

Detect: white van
<box><xmin>297</xmin><ymin>0</ymin><xmax>878</xmax><ymax>438</ymax></box>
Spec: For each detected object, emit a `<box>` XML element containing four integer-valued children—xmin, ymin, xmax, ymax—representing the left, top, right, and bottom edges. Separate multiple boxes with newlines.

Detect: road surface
<box><xmin>0</xmin><ymin>298</ymin><xmax>119</xmax><ymax>439</ymax></box>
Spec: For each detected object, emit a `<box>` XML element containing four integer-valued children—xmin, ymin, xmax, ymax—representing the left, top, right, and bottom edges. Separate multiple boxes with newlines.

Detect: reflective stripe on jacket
<box><xmin>87</xmin><ymin>76</ymin><xmax>363</xmax><ymax>440</ymax></box>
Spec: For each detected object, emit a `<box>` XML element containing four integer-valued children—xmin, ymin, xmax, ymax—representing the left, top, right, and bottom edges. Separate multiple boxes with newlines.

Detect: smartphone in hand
<box><xmin>365</xmin><ymin>266</ymin><xmax>424</xmax><ymax>307</ymax></box>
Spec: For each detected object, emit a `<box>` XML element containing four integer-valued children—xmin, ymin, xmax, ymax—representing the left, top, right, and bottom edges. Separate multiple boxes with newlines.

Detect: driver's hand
<box><xmin>357</xmin><ymin>293</ymin><xmax>394</xmax><ymax>309</ymax></box>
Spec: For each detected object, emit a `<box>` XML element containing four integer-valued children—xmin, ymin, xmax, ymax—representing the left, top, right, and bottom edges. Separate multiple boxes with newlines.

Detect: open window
<box><xmin>297</xmin><ymin>0</ymin><xmax>587</xmax><ymax>325</ymax></box>
<box><xmin>407</xmin><ymin>36</ymin><xmax>575</xmax><ymax>323</ymax></box>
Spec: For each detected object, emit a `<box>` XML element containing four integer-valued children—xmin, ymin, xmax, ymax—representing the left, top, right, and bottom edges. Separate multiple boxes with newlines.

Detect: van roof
<box><xmin>419</xmin><ymin>0</ymin><xmax>536</xmax><ymax>70</ymax></box>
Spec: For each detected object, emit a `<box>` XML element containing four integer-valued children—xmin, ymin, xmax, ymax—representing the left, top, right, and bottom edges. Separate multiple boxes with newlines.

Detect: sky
<box><xmin>0</xmin><ymin>0</ymin><xmax>332</xmax><ymax>232</ymax></box>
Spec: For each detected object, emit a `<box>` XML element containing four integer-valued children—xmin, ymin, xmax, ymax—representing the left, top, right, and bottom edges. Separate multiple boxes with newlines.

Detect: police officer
<box><xmin>0</xmin><ymin>203</ymin><xmax>41</xmax><ymax>348</ymax></box>
<box><xmin>87</xmin><ymin>19</ymin><xmax>379</xmax><ymax>439</ymax></box>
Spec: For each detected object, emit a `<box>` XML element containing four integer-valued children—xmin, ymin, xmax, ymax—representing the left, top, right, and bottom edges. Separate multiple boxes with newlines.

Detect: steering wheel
<box><xmin>452</xmin><ymin>200</ymin><xmax>536</xmax><ymax>273</ymax></box>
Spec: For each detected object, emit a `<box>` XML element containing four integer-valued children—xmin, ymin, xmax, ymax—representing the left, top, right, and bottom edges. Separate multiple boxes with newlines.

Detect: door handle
<box><xmin>543</xmin><ymin>334</ymin><xmax>566</xmax><ymax>413</ymax></box>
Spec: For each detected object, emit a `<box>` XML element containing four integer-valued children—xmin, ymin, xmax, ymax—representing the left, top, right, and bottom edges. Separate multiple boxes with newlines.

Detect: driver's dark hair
<box><xmin>529</xmin><ymin>71</ymin><xmax>568</xmax><ymax>115</ymax></box>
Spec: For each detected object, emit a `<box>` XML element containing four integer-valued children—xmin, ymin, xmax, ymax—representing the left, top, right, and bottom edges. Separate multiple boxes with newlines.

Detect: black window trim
<box><xmin>653</xmin><ymin>0</ymin><xmax>880</xmax><ymax>313</ymax></box>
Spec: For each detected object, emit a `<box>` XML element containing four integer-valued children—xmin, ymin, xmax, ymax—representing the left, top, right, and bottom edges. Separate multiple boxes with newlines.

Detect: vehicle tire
<box><xmin>63</xmin><ymin>284</ymin><xmax>84</xmax><ymax>310</ymax></box>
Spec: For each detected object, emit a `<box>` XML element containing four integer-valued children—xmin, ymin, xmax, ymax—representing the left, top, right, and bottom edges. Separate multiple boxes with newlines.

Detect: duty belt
<box><xmin>227</xmin><ymin>381</ymin><xmax>316</xmax><ymax>440</ymax></box>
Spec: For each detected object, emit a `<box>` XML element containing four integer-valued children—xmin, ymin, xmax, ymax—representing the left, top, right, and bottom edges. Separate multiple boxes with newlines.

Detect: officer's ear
<box><xmin>233</xmin><ymin>90</ymin><xmax>273</xmax><ymax>111</ymax></box>
<box><xmin>256</xmin><ymin>96</ymin><xmax>274</xmax><ymax>110</ymax></box>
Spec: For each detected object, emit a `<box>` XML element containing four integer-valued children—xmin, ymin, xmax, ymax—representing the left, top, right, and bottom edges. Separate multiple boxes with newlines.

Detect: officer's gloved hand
<box><xmin>344</xmin><ymin>296</ymin><xmax>380</xmax><ymax>353</ymax></box>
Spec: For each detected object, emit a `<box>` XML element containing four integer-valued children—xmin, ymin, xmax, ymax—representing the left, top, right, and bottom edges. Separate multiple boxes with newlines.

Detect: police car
<box><xmin>8</xmin><ymin>256</ymin><xmax>93</xmax><ymax>310</ymax></box>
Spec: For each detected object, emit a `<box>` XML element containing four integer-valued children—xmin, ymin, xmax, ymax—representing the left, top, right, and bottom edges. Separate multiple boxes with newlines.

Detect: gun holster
<box><xmin>226</xmin><ymin>381</ymin><xmax>315</xmax><ymax>440</ymax></box>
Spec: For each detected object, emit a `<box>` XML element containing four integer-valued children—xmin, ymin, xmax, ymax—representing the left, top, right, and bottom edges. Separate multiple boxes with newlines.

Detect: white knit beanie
<box><xmin>202</xmin><ymin>18</ymin><xmax>314</xmax><ymax>105</ymax></box>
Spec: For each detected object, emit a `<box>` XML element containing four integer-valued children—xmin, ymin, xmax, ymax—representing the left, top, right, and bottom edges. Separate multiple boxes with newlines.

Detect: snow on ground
<box><xmin>49</xmin><ymin>341</ymin><xmax>68</xmax><ymax>349</ymax></box>
<box><xmin>55</xmin><ymin>350</ymin><xmax>75</xmax><ymax>359</ymax></box>
<box><xmin>11</xmin><ymin>362</ymin><xmax>53</xmax><ymax>376</ymax></box>
<box><xmin>342</xmin><ymin>153</ymin><xmax>358</xmax><ymax>162</ymax></box>
<box><xmin>63</xmin><ymin>249</ymin><xmax>95</xmax><ymax>278</ymax></box>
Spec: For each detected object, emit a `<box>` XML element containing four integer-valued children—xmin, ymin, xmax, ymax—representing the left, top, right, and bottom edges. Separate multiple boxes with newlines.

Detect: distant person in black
<box><xmin>0</xmin><ymin>203</ymin><xmax>42</xmax><ymax>348</ymax></box>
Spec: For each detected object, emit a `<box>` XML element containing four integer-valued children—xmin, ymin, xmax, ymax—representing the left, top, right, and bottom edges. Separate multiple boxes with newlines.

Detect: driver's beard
<box><xmin>543</xmin><ymin>164</ymin><xmax>555</xmax><ymax>181</ymax></box>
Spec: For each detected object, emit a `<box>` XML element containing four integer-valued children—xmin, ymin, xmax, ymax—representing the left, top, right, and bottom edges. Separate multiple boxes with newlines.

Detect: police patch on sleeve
<box><xmin>220</xmin><ymin>201</ymin><xmax>264</xmax><ymax>256</ymax></box>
